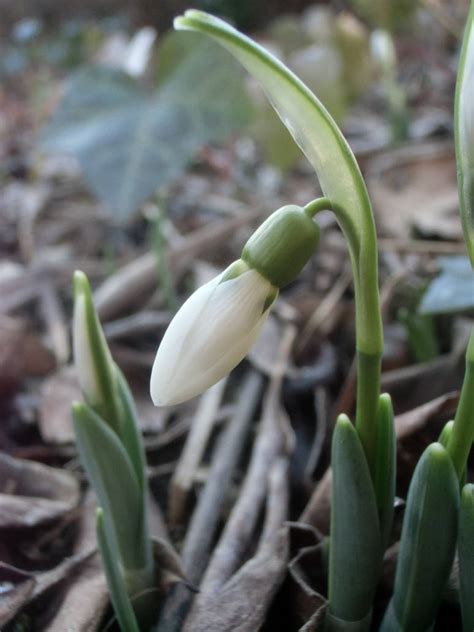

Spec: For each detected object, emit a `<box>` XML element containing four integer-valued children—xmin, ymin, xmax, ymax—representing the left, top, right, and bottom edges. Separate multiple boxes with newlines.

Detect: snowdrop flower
<box><xmin>151</xmin><ymin>204</ymin><xmax>320</xmax><ymax>406</ymax></box>
<box><xmin>456</xmin><ymin>4</ymin><xmax>474</xmax><ymax>265</ymax></box>
<box><xmin>150</xmin><ymin>261</ymin><xmax>277</xmax><ymax>405</ymax></box>
<box><xmin>371</xmin><ymin>29</ymin><xmax>396</xmax><ymax>75</ymax></box>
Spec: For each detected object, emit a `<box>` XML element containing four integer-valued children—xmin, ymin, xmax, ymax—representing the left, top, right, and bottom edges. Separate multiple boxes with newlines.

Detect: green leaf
<box><xmin>419</xmin><ymin>257</ymin><xmax>474</xmax><ymax>315</ymax></box>
<box><xmin>438</xmin><ymin>420</ymin><xmax>454</xmax><ymax>447</ymax></box>
<box><xmin>96</xmin><ymin>508</ymin><xmax>140</xmax><ymax>632</ymax></box>
<box><xmin>446</xmin><ymin>327</ymin><xmax>474</xmax><ymax>479</ymax></box>
<box><xmin>328</xmin><ymin>415</ymin><xmax>381</xmax><ymax>626</ymax></box>
<box><xmin>459</xmin><ymin>484</ymin><xmax>474</xmax><ymax>632</ymax></box>
<box><xmin>381</xmin><ymin>443</ymin><xmax>459</xmax><ymax>632</ymax></box>
<box><xmin>438</xmin><ymin>421</ymin><xmax>467</xmax><ymax>487</ymax></box>
<box><xmin>42</xmin><ymin>31</ymin><xmax>251</xmax><ymax>219</ymax></box>
<box><xmin>325</xmin><ymin>610</ymin><xmax>373</xmax><ymax>632</ymax></box>
<box><xmin>455</xmin><ymin>1</ymin><xmax>474</xmax><ymax>267</ymax></box>
<box><xmin>373</xmin><ymin>393</ymin><xmax>396</xmax><ymax>550</ymax></box>
<box><xmin>174</xmin><ymin>10</ymin><xmax>382</xmax><ymax>359</ymax></box>
<box><xmin>72</xmin><ymin>402</ymin><xmax>148</xmax><ymax>570</ymax></box>
<box><xmin>114</xmin><ymin>365</ymin><xmax>147</xmax><ymax>492</ymax></box>
<box><xmin>398</xmin><ymin>308</ymin><xmax>438</xmax><ymax>362</ymax></box>
<box><xmin>73</xmin><ymin>270</ymin><xmax>122</xmax><ymax>436</ymax></box>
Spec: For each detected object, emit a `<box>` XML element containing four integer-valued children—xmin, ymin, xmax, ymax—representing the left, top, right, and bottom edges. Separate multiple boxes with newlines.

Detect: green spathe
<box><xmin>241</xmin><ymin>204</ymin><xmax>320</xmax><ymax>288</ymax></box>
<box><xmin>328</xmin><ymin>415</ymin><xmax>381</xmax><ymax>628</ymax></box>
<box><xmin>381</xmin><ymin>442</ymin><xmax>459</xmax><ymax>632</ymax></box>
<box><xmin>459</xmin><ymin>484</ymin><xmax>474</xmax><ymax>632</ymax></box>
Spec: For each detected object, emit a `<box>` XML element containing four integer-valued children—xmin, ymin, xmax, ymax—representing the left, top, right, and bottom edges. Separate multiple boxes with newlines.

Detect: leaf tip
<box><xmin>73</xmin><ymin>270</ymin><xmax>90</xmax><ymax>299</ymax></box>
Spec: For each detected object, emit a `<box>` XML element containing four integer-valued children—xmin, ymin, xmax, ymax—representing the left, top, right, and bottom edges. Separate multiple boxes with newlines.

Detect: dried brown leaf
<box><xmin>0</xmin><ymin>453</ymin><xmax>79</xmax><ymax>528</ymax></box>
<box><xmin>0</xmin><ymin>316</ymin><xmax>55</xmax><ymax>388</ymax></box>
<box><xmin>0</xmin><ymin>563</ymin><xmax>35</xmax><ymax>627</ymax></box>
<box><xmin>367</xmin><ymin>142</ymin><xmax>460</xmax><ymax>240</ymax></box>
<box><xmin>183</xmin><ymin>460</ymin><xmax>290</xmax><ymax>632</ymax></box>
<box><xmin>39</xmin><ymin>366</ymin><xmax>80</xmax><ymax>444</ymax></box>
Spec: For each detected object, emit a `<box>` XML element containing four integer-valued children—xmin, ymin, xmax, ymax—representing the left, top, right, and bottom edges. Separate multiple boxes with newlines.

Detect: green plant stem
<box><xmin>356</xmin><ymin>351</ymin><xmax>382</xmax><ymax>476</ymax></box>
<box><xmin>305</xmin><ymin>197</ymin><xmax>382</xmax><ymax>475</ymax></box>
<box><xmin>175</xmin><ymin>10</ymin><xmax>384</xmax><ymax>477</ymax></box>
<box><xmin>96</xmin><ymin>509</ymin><xmax>140</xmax><ymax>632</ymax></box>
<box><xmin>150</xmin><ymin>196</ymin><xmax>177</xmax><ymax>311</ymax></box>
<box><xmin>447</xmin><ymin>328</ymin><xmax>474</xmax><ymax>479</ymax></box>
<box><xmin>304</xmin><ymin>197</ymin><xmax>332</xmax><ymax>218</ymax></box>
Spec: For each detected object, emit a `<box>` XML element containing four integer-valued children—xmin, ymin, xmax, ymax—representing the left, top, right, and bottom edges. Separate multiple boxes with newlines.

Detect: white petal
<box><xmin>73</xmin><ymin>293</ymin><xmax>101</xmax><ymax>402</ymax></box>
<box><xmin>150</xmin><ymin>268</ymin><xmax>276</xmax><ymax>406</ymax></box>
<box><xmin>460</xmin><ymin>20</ymin><xmax>474</xmax><ymax>160</ymax></box>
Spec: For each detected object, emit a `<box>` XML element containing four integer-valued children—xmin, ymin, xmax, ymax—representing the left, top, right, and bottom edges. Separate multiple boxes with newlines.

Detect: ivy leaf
<box><xmin>42</xmin><ymin>32</ymin><xmax>251</xmax><ymax>219</ymax></box>
<box><xmin>419</xmin><ymin>257</ymin><xmax>474</xmax><ymax>315</ymax></box>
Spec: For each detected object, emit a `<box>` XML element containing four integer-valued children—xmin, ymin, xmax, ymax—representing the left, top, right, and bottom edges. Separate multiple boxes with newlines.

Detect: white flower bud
<box><xmin>460</xmin><ymin>13</ymin><xmax>474</xmax><ymax>156</ymax></box>
<box><xmin>371</xmin><ymin>29</ymin><xmax>396</xmax><ymax>74</ymax></box>
<box><xmin>73</xmin><ymin>284</ymin><xmax>102</xmax><ymax>403</ymax></box>
<box><xmin>72</xmin><ymin>271</ymin><xmax>116</xmax><ymax>412</ymax></box>
<box><xmin>150</xmin><ymin>263</ymin><xmax>278</xmax><ymax>406</ymax></box>
<box><xmin>457</xmin><ymin>5</ymin><xmax>474</xmax><ymax>265</ymax></box>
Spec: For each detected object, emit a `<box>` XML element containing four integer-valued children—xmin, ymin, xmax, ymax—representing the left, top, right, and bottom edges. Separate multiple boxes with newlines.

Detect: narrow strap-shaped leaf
<box><xmin>96</xmin><ymin>508</ymin><xmax>140</xmax><ymax>632</ymax></box>
<box><xmin>459</xmin><ymin>484</ymin><xmax>474</xmax><ymax>632</ymax></box>
<box><xmin>73</xmin><ymin>271</ymin><xmax>122</xmax><ymax>435</ymax></box>
<box><xmin>72</xmin><ymin>402</ymin><xmax>147</xmax><ymax>570</ymax></box>
<box><xmin>447</xmin><ymin>328</ymin><xmax>474</xmax><ymax>479</ymax></box>
<box><xmin>381</xmin><ymin>443</ymin><xmax>459</xmax><ymax>632</ymax></box>
<box><xmin>455</xmin><ymin>0</ymin><xmax>474</xmax><ymax>266</ymax></box>
<box><xmin>438</xmin><ymin>420</ymin><xmax>468</xmax><ymax>487</ymax></box>
<box><xmin>328</xmin><ymin>415</ymin><xmax>381</xmax><ymax>627</ymax></box>
<box><xmin>373</xmin><ymin>393</ymin><xmax>396</xmax><ymax>551</ymax></box>
<box><xmin>174</xmin><ymin>10</ymin><xmax>382</xmax><ymax>360</ymax></box>
<box><xmin>438</xmin><ymin>419</ymin><xmax>454</xmax><ymax>446</ymax></box>
<box><xmin>325</xmin><ymin>609</ymin><xmax>373</xmax><ymax>632</ymax></box>
<box><xmin>114</xmin><ymin>364</ymin><xmax>147</xmax><ymax>492</ymax></box>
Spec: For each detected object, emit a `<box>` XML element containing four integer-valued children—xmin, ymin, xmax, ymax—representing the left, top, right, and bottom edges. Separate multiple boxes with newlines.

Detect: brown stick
<box><xmin>200</xmin><ymin>324</ymin><xmax>296</xmax><ymax>594</ymax></box>
<box><xmin>168</xmin><ymin>378</ymin><xmax>227</xmax><ymax>527</ymax></box>
<box><xmin>156</xmin><ymin>372</ymin><xmax>263</xmax><ymax>632</ymax></box>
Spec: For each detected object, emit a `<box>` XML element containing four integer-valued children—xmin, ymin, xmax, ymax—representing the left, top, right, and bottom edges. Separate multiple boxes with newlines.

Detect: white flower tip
<box><xmin>72</xmin><ymin>271</ymin><xmax>103</xmax><ymax>404</ymax></box>
<box><xmin>149</xmin><ymin>267</ymin><xmax>277</xmax><ymax>407</ymax></box>
<box><xmin>73</xmin><ymin>270</ymin><xmax>89</xmax><ymax>298</ymax></box>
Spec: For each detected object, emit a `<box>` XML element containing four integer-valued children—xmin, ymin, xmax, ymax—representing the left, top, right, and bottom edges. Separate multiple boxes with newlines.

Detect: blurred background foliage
<box><xmin>1</xmin><ymin>0</ymin><xmax>427</xmax><ymax>218</ymax></box>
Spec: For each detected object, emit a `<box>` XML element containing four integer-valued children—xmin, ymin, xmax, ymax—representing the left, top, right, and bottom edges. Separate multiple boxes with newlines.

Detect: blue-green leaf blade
<box><xmin>72</xmin><ymin>402</ymin><xmax>146</xmax><ymax>570</ymax></box>
<box><xmin>96</xmin><ymin>508</ymin><xmax>140</xmax><ymax>632</ymax></box>
<box><xmin>382</xmin><ymin>443</ymin><xmax>459</xmax><ymax>631</ymax></box>
<box><xmin>114</xmin><ymin>365</ymin><xmax>147</xmax><ymax>492</ymax></box>
<box><xmin>374</xmin><ymin>393</ymin><xmax>396</xmax><ymax>551</ymax></box>
<box><xmin>459</xmin><ymin>483</ymin><xmax>474</xmax><ymax>632</ymax></box>
<box><xmin>328</xmin><ymin>415</ymin><xmax>381</xmax><ymax>625</ymax></box>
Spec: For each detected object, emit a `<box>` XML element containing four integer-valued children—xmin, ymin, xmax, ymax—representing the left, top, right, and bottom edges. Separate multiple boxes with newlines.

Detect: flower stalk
<box><xmin>174</xmin><ymin>9</ymin><xmax>384</xmax><ymax>476</ymax></box>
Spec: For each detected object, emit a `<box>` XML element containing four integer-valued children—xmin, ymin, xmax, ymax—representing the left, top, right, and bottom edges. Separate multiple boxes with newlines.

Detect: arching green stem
<box><xmin>304</xmin><ymin>198</ymin><xmax>382</xmax><ymax>475</ymax></box>
<box><xmin>449</xmin><ymin>1</ymin><xmax>474</xmax><ymax>479</ymax></box>
<box><xmin>304</xmin><ymin>197</ymin><xmax>332</xmax><ymax>218</ymax></box>
<box><xmin>174</xmin><ymin>10</ymin><xmax>384</xmax><ymax>474</ymax></box>
<box><xmin>447</xmin><ymin>329</ymin><xmax>474</xmax><ymax>479</ymax></box>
